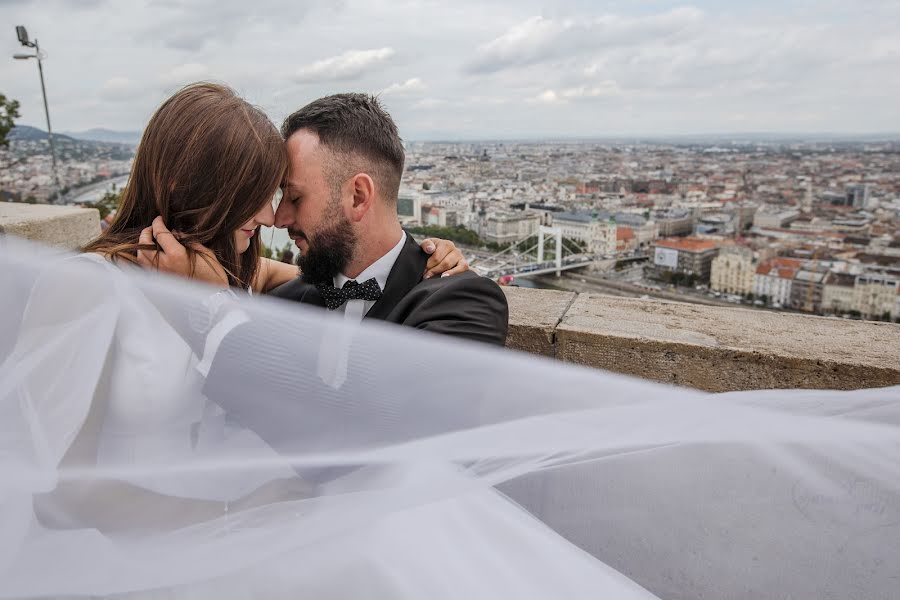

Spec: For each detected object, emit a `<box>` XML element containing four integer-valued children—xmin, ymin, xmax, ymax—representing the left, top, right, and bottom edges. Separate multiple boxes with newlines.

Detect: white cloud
<box><xmin>162</xmin><ymin>63</ymin><xmax>210</xmax><ymax>86</ymax></box>
<box><xmin>466</xmin><ymin>8</ymin><xmax>704</xmax><ymax>74</ymax></box>
<box><xmin>531</xmin><ymin>81</ymin><xmax>620</xmax><ymax>104</ymax></box>
<box><xmin>100</xmin><ymin>77</ymin><xmax>142</xmax><ymax>101</ymax></box>
<box><xmin>413</xmin><ymin>98</ymin><xmax>448</xmax><ymax>109</ymax></box>
<box><xmin>381</xmin><ymin>78</ymin><xmax>427</xmax><ymax>96</ymax></box>
<box><xmin>294</xmin><ymin>48</ymin><xmax>396</xmax><ymax>83</ymax></box>
<box><xmin>532</xmin><ymin>89</ymin><xmax>559</xmax><ymax>104</ymax></box>
<box><xmin>466</xmin><ymin>16</ymin><xmax>568</xmax><ymax>73</ymax></box>
<box><xmin>560</xmin><ymin>81</ymin><xmax>621</xmax><ymax>99</ymax></box>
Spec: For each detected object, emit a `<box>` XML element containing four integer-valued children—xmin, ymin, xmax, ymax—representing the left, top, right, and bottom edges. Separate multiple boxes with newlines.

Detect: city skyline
<box><xmin>2</xmin><ymin>0</ymin><xmax>899</xmax><ymax>139</ymax></box>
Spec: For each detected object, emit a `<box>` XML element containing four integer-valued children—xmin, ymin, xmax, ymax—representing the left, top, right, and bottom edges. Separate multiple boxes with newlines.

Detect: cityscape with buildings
<box><xmin>398</xmin><ymin>138</ymin><xmax>900</xmax><ymax>322</ymax></box>
<box><xmin>0</xmin><ymin>126</ymin><xmax>133</xmax><ymax>203</ymax></box>
<box><xmin>2</xmin><ymin>131</ymin><xmax>899</xmax><ymax>322</ymax></box>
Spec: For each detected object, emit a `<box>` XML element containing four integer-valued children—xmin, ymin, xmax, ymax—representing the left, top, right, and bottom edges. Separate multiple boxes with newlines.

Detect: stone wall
<box><xmin>3</xmin><ymin>202</ymin><xmax>897</xmax><ymax>393</ymax></box>
<box><xmin>504</xmin><ymin>286</ymin><xmax>900</xmax><ymax>392</ymax></box>
<box><xmin>0</xmin><ymin>202</ymin><xmax>100</xmax><ymax>250</ymax></box>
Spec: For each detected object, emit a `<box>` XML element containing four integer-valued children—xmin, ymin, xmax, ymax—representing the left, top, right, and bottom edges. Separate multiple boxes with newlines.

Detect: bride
<box><xmin>1</xmin><ymin>85</ymin><xmax>898</xmax><ymax>599</ymax></box>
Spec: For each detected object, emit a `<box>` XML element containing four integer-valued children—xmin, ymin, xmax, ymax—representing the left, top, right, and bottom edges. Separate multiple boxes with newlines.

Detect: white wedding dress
<box><xmin>1</xmin><ymin>237</ymin><xmax>898</xmax><ymax>599</ymax></box>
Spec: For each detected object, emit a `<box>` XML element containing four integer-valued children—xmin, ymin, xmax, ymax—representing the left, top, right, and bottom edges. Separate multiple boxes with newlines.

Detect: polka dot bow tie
<box><xmin>316</xmin><ymin>278</ymin><xmax>383</xmax><ymax>310</ymax></box>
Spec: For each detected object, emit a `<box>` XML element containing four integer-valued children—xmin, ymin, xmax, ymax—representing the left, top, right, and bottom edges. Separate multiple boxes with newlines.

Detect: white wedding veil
<box><xmin>1</xmin><ymin>236</ymin><xmax>898</xmax><ymax>599</ymax></box>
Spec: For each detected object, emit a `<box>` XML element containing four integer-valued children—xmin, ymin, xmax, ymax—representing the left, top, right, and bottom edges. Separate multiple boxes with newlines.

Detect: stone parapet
<box><xmin>0</xmin><ymin>202</ymin><xmax>100</xmax><ymax>250</ymax></box>
<box><xmin>3</xmin><ymin>204</ymin><xmax>897</xmax><ymax>393</ymax></box>
<box><xmin>503</xmin><ymin>286</ymin><xmax>900</xmax><ymax>392</ymax></box>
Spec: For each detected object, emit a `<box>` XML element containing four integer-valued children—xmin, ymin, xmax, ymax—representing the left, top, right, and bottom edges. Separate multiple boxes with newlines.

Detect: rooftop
<box><xmin>653</xmin><ymin>237</ymin><xmax>719</xmax><ymax>253</ymax></box>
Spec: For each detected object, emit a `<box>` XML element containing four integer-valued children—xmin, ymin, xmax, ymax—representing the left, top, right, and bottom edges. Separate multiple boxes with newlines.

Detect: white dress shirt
<box><xmin>331</xmin><ymin>231</ymin><xmax>406</xmax><ymax>322</ymax></box>
<box><xmin>315</xmin><ymin>231</ymin><xmax>407</xmax><ymax>388</ymax></box>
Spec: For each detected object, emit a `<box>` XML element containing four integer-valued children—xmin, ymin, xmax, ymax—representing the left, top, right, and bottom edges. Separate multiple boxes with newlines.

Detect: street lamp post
<box><xmin>13</xmin><ymin>25</ymin><xmax>62</xmax><ymax>204</ymax></box>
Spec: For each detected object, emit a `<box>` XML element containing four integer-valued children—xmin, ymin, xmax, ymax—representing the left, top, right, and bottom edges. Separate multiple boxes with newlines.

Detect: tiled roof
<box><xmin>617</xmin><ymin>227</ymin><xmax>634</xmax><ymax>241</ymax></box>
<box><xmin>756</xmin><ymin>257</ymin><xmax>804</xmax><ymax>279</ymax></box>
<box><xmin>654</xmin><ymin>237</ymin><xmax>719</xmax><ymax>253</ymax></box>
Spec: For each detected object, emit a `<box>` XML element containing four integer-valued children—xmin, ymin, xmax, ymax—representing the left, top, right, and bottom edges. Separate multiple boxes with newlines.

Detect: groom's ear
<box><xmin>348</xmin><ymin>173</ymin><xmax>376</xmax><ymax>222</ymax></box>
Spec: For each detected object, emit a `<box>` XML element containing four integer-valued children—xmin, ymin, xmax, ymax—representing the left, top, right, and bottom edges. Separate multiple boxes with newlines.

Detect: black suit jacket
<box><xmin>269</xmin><ymin>233</ymin><xmax>508</xmax><ymax>346</ymax></box>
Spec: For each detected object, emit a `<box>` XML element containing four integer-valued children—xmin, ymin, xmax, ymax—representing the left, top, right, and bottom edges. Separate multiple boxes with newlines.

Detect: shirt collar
<box><xmin>334</xmin><ymin>231</ymin><xmax>407</xmax><ymax>291</ymax></box>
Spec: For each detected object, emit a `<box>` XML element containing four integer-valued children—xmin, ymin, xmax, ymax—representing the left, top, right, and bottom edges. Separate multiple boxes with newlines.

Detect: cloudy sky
<box><xmin>2</xmin><ymin>0</ymin><xmax>899</xmax><ymax>139</ymax></box>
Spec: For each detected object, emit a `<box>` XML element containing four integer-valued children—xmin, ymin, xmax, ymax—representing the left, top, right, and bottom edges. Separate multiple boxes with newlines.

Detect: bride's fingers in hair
<box><xmin>137</xmin><ymin>226</ymin><xmax>160</xmax><ymax>269</ymax></box>
<box><xmin>151</xmin><ymin>216</ymin><xmax>185</xmax><ymax>256</ymax></box>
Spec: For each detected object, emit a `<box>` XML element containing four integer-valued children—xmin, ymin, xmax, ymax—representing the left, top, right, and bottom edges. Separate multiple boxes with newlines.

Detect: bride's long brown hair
<box><xmin>83</xmin><ymin>82</ymin><xmax>287</xmax><ymax>289</ymax></box>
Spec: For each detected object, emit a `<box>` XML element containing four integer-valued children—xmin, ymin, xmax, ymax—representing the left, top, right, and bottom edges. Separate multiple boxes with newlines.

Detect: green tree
<box><xmin>0</xmin><ymin>93</ymin><xmax>20</xmax><ymax>148</ymax></box>
<box><xmin>82</xmin><ymin>190</ymin><xmax>122</xmax><ymax>219</ymax></box>
<box><xmin>406</xmin><ymin>224</ymin><xmax>484</xmax><ymax>247</ymax></box>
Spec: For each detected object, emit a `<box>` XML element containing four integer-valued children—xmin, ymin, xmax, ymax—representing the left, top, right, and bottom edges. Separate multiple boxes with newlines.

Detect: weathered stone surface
<box><xmin>0</xmin><ymin>202</ymin><xmax>100</xmax><ymax>250</ymax></box>
<box><xmin>554</xmin><ymin>293</ymin><xmax>900</xmax><ymax>392</ymax></box>
<box><xmin>502</xmin><ymin>286</ymin><xmax>575</xmax><ymax>357</ymax></box>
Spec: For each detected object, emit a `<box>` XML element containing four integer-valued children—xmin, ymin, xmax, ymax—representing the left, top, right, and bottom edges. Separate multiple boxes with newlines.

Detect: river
<box><xmin>68</xmin><ymin>175</ymin><xmax>130</xmax><ymax>204</ymax></box>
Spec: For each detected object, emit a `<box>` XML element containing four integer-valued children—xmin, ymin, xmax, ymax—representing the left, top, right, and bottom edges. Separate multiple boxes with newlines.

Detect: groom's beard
<box><xmin>293</xmin><ymin>211</ymin><xmax>357</xmax><ymax>284</ymax></box>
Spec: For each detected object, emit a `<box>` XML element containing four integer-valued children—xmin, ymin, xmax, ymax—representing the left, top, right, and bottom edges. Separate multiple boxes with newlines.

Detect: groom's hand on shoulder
<box><xmin>138</xmin><ymin>216</ymin><xmax>228</xmax><ymax>287</ymax></box>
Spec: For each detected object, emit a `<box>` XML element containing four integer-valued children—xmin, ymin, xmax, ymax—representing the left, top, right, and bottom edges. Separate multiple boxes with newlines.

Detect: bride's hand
<box><xmin>421</xmin><ymin>238</ymin><xmax>469</xmax><ymax>279</ymax></box>
<box><xmin>138</xmin><ymin>216</ymin><xmax>229</xmax><ymax>287</ymax></box>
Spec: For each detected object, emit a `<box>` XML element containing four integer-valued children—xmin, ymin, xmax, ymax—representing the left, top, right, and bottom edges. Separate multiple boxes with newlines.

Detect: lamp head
<box><xmin>16</xmin><ymin>25</ymin><xmax>31</xmax><ymax>47</ymax></box>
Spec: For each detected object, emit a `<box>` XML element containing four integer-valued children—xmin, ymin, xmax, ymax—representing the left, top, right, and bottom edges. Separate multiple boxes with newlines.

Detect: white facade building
<box><xmin>552</xmin><ymin>212</ymin><xmax>617</xmax><ymax>255</ymax></box>
<box><xmin>711</xmin><ymin>247</ymin><xmax>754</xmax><ymax>295</ymax></box>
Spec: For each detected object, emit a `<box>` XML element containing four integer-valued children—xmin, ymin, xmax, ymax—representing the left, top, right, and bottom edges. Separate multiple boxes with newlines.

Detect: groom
<box><xmin>268</xmin><ymin>93</ymin><xmax>508</xmax><ymax>345</ymax></box>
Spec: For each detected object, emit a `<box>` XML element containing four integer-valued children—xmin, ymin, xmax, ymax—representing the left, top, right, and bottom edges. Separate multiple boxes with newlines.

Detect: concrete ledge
<box><xmin>504</xmin><ymin>287</ymin><xmax>575</xmax><ymax>356</ymax></box>
<box><xmin>0</xmin><ymin>202</ymin><xmax>100</xmax><ymax>250</ymax></box>
<box><xmin>504</xmin><ymin>286</ymin><xmax>900</xmax><ymax>392</ymax></box>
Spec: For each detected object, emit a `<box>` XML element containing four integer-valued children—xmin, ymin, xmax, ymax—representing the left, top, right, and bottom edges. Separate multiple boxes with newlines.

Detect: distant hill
<box><xmin>9</xmin><ymin>125</ymin><xmax>77</xmax><ymax>143</ymax></box>
<box><xmin>64</xmin><ymin>128</ymin><xmax>142</xmax><ymax>145</ymax></box>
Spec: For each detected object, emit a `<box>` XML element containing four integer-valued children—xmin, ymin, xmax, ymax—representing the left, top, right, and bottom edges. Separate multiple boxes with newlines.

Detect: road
<box><xmin>535</xmin><ymin>271</ymin><xmax>754</xmax><ymax>308</ymax></box>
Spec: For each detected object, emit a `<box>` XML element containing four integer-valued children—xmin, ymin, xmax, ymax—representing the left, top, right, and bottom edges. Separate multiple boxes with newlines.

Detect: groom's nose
<box><xmin>274</xmin><ymin>198</ymin><xmax>293</xmax><ymax>229</ymax></box>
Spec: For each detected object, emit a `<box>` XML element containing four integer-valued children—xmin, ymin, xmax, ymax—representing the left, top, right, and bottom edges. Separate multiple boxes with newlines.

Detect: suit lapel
<box><xmin>297</xmin><ymin>273</ymin><xmax>327</xmax><ymax>307</ymax></box>
<box><xmin>365</xmin><ymin>233</ymin><xmax>427</xmax><ymax>322</ymax></box>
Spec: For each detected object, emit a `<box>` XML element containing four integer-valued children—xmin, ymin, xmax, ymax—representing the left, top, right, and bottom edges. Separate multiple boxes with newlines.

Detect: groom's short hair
<box><xmin>281</xmin><ymin>93</ymin><xmax>405</xmax><ymax>204</ymax></box>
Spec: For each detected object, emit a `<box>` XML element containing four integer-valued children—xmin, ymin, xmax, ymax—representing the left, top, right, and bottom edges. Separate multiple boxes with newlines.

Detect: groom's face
<box><xmin>276</xmin><ymin>130</ymin><xmax>357</xmax><ymax>281</ymax></box>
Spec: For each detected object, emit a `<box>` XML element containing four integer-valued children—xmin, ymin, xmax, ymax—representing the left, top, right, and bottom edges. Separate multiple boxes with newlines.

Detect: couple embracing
<box><xmin>87</xmin><ymin>83</ymin><xmax>508</xmax><ymax>347</ymax></box>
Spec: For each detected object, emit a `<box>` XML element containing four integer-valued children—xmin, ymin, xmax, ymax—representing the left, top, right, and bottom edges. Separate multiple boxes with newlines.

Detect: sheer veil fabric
<box><xmin>1</xmin><ymin>237</ymin><xmax>898</xmax><ymax>599</ymax></box>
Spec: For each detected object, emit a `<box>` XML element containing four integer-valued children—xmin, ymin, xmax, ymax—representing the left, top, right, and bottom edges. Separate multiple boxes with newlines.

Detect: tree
<box><xmin>82</xmin><ymin>190</ymin><xmax>121</xmax><ymax>219</ymax></box>
<box><xmin>407</xmin><ymin>224</ymin><xmax>483</xmax><ymax>248</ymax></box>
<box><xmin>0</xmin><ymin>93</ymin><xmax>21</xmax><ymax>148</ymax></box>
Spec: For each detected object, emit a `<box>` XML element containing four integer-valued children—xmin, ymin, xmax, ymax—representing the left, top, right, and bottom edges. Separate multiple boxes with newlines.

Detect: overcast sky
<box><xmin>2</xmin><ymin>0</ymin><xmax>899</xmax><ymax>139</ymax></box>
